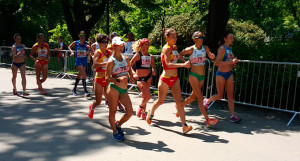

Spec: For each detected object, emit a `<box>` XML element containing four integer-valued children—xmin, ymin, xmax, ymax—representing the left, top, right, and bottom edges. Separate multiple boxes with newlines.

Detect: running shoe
<box><xmin>175</xmin><ymin>112</ymin><xmax>179</xmax><ymax>118</ymax></box>
<box><xmin>146</xmin><ymin>110</ymin><xmax>153</xmax><ymax>125</ymax></box>
<box><xmin>84</xmin><ymin>92</ymin><xmax>90</xmax><ymax>97</ymax></box>
<box><xmin>88</xmin><ymin>105</ymin><xmax>94</xmax><ymax>119</ymax></box>
<box><xmin>118</xmin><ymin>102</ymin><xmax>125</xmax><ymax>111</ymax></box>
<box><xmin>115</xmin><ymin>121</ymin><xmax>124</xmax><ymax>137</ymax></box>
<box><xmin>40</xmin><ymin>90</ymin><xmax>47</xmax><ymax>95</ymax></box>
<box><xmin>23</xmin><ymin>91</ymin><xmax>30</xmax><ymax>96</ymax></box>
<box><xmin>72</xmin><ymin>89</ymin><xmax>78</xmax><ymax>96</ymax></box>
<box><xmin>206</xmin><ymin>118</ymin><xmax>219</xmax><ymax>127</ymax></box>
<box><xmin>112</xmin><ymin>133</ymin><xmax>124</xmax><ymax>142</ymax></box>
<box><xmin>136</xmin><ymin>106</ymin><xmax>143</xmax><ymax>118</ymax></box>
<box><xmin>141</xmin><ymin>111</ymin><xmax>147</xmax><ymax>120</ymax></box>
<box><xmin>229</xmin><ymin>115</ymin><xmax>242</xmax><ymax>123</ymax></box>
<box><xmin>182</xmin><ymin>125</ymin><xmax>193</xmax><ymax>134</ymax></box>
<box><xmin>13</xmin><ymin>89</ymin><xmax>17</xmax><ymax>95</ymax></box>
<box><xmin>203</xmin><ymin>98</ymin><xmax>210</xmax><ymax>111</ymax></box>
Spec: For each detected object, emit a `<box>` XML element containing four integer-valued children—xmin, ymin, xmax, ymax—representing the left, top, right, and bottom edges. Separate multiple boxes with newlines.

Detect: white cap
<box><xmin>112</xmin><ymin>36</ymin><xmax>125</xmax><ymax>46</ymax></box>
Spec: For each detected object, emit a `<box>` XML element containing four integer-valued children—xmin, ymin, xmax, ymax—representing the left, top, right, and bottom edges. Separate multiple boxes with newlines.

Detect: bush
<box><xmin>148</xmin><ymin>12</ymin><xmax>206</xmax><ymax>51</ymax></box>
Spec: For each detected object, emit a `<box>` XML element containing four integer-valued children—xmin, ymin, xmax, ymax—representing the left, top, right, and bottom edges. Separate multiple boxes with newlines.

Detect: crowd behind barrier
<box><xmin>0</xmin><ymin>46</ymin><xmax>299</xmax><ymax>125</ymax></box>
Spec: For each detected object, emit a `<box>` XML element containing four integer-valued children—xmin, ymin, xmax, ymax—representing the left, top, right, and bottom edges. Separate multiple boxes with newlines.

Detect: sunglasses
<box><xmin>101</xmin><ymin>41</ymin><xmax>108</xmax><ymax>44</ymax></box>
<box><xmin>79</xmin><ymin>34</ymin><xmax>86</xmax><ymax>37</ymax></box>
<box><xmin>193</xmin><ymin>37</ymin><xmax>203</xmax><ymax>40</ymax></box>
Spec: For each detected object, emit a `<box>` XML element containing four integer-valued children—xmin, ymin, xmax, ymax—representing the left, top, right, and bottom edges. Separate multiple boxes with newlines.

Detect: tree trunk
<box><xmin>205</xmin><ymin>0</ymin><xmax>230</xmax><ymax>54</ymax></box>
<box><xmin>61</xmin><ymin>0</ymin><xmax>107</xmax><ymax>40</ymax></box>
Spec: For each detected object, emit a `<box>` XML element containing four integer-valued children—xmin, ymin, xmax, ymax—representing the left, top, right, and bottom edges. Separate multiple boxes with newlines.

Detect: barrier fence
<box><xmin>1</xmin><ymin>46</ymin><xmax>299</xmax><ymax>126</ymax></box>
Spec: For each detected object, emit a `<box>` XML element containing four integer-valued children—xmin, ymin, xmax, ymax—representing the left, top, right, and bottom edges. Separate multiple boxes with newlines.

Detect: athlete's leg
<box><xmin>77</xmin><ymin>66</ymin><xmax>88</xmax><ymax>93</ymax></box>
<box><xmin>34</xmin><ymin>62</ymin><xmax>43</xmax><ymax>90</ymax></box>
<box><xmin>207</xmin><ymin>76</ymin><xmax>225</xmax><ymax>104</ymax></box>
<box><xmin>170</xmin><ymin>79</ymin><xmax>186</xmax><ymax>126</ymax></box>
<box><xmin>118</xmin><ymin>92</ymin><xmax>133</xmax><ymax>126</ymax></box>
<box><xmin>92</xmin><ymin>82</ymin><xmax>103</xmax><ymax>108</ymax></box>
<box><xmin>40</xmin><ymin>64</ymin><xmax>48</xmax><ymax>83</ymax></box>
<box><xmin>182</xmin><ymin>91</ymin><xmax>197</xmax><ymax>107</ymax></box>
<box><xmin>137</xmin><ymin>79</ymin><xmax>151</xmax><ymax>108</ymax></box>
<box><xmin>107</xmin><ymin>85</ymin><xmax>120</xmax><ymax>133</ymax></box>
<box><xmin>19</xmin><ymin>64</ymin><xmax>27</xmax><ymax>91</ymax></box>
<box><xmin>225</xmin><ymin>75</ymin><xmax>235</xmax><ymax>116</ymax></box>
<box><xmin>188</xmin><ymin>75</ymin><xmax>209</xmax><ymax>120</ymax></box>
<box><xmin>149</xmin><ymin>79</ymin><xmax>169</xmax><ymax>115</ymax></box>
<box><xmin>11</xmin><ymin>64</ymin><xmax>18</xmax><ymax>90</ymax></box>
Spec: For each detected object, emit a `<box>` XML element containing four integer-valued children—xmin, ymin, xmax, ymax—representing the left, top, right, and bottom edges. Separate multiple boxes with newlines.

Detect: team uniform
<box><xmin>109</xmin><ymin>54</ymin><xmax>130</xmax><ymax>95</ymax></box>
<box><xmin>94</xmin><ymin>49</ymin><xmax>111</xmax><ymax>87</ymax></box>
<box><xmin>134</xmin><ymin>51</ymin><xmax>152</xmax><ymax>82</ymax></box>
<box><xmin>74</xmin><ymin>40</ymin><xmax>89</xmax><ymax>67</ymax></box>
<box><xmin>189</xmin><ymin>45</ymin><xmax>206</xmax><ymax>81</ymax></box>
<box><xmin>12</xmin><ymin>43</ymin><xmax>25</xmax><ymax>68</ymax></box>
<box><xmin>35</xmin><ymin>42</ymin><xmax>49</xmax><ymax>67</ymax></box>
<box><xmin>216</xmin><ymin>44</ymin><xmax>234</xmax><ymax>80</ymax></box>
<box><xmin>160</xmin><ymin>44</ymin><xmax>180</xmax><ymax>88</ymax></box>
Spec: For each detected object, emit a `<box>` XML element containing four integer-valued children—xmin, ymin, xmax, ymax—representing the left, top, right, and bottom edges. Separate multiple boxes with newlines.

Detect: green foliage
<box><xmin>148</xmin><ymin>46</ymin><xmax>162</xmax><ymax>55</ymax></box>
<box><xmin>48</xmin><ymin>24</ymin><xmax>73</xmax><ymax>46</ymax></box>
<box><xmin>149</xmin><ymin>12</ymin><xmax>206</xmax><ymax>51</ymax></box>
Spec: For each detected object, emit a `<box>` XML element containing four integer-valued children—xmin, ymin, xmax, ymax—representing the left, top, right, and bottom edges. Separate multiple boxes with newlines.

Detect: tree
<box><xmin>205</xmin><ymin>0</ymin><xmax>231</xmax><ymax>54</ymax></box>
<box><xmin>61</xmin><ymin>0</ymin><xmax>109</xmax><ymax>40</ymax></box>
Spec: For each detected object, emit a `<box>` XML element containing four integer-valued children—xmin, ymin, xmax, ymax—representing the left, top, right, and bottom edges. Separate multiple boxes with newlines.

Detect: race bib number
<box><xmin>38</xmin><ymin>49</ymin><xmax>48</xmax><ymax>57</ymax></box>
<box><xmin>141</xmin><ymin>56</ymin><xmax>151</xmax><ymax>68</ymax></box>
<box><xmin>172</xmin><ymin>51</ymin><xmax>179</xmax><ymax>63</ymax></box>
<box><xmin>226</xmin><ymin>50</ymin><xmax>234</xmax><ymax>61</ymax></box>
<box><xmin>77</xmin><ymin>49</ymin><xmax>87</xmax><ymax>58</ymax></box>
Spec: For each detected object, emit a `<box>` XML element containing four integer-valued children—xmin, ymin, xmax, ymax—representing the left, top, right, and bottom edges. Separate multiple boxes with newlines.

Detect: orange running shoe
<box><xmin>88</xmin><ymin>105</ymin><xmax>94</xmax><ymax>119</ymax></box>
<box><xmin>146</xmin><ymin>110</ymin><xmax>153</xmax><ymax>125</ymax></box>
<box><xmin>182</xmin><ymin>125</ymin><xmax>193</xmax><ymax>134</ymax></box>
<box><xmin>206</xmin><ymin>118</ymin><xmax>219</xmax><ymax>127</ymax></box>
<box><xmin>141</xmin><ymin>111</ymin><xmax>146</xmax><ymax>120</ymax></box>
<box><xmin>136</xmin><ymin>106</ymin><xmax>143</xmax><ymax>118</ymax></box>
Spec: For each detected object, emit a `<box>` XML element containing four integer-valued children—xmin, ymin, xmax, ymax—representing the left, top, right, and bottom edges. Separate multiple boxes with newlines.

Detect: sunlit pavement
<box><xmin>0</xmin><ymin>67</ymin><xmax>299</xmax><ymax>161</ymax></box>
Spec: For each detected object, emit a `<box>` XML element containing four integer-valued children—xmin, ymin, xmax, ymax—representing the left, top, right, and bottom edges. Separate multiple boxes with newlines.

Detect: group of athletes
<box><xmin>10</xmin><ymin>28</ymin><xmax>241</xmax><ymax>141</ymax></box>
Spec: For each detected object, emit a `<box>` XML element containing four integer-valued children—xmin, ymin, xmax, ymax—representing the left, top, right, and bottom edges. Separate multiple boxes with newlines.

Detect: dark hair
<box><xmin>36</xmin><ymin>33</ymin><xmax>44</xmax><ymax>39</ymax></box>
<box><xmin>127</xmin><ymin>32</ymin><xmax>134</xmax><ymax>36</ymax></box>
<box><xmin>223</xmin><ymin>32</ymin><xmax>233</xmax><ymax>39</ymax></box>
<box><xmin>96</xmin><ymin>34</ymin><xmax>108</xmax><ymax>43</ymax></box>
<box><xmin>57</xmin><ymin>36</ymin><xmax>63</xmax><ymax>39</ymax></box>
<box><xmin>14</xmin><ymin>33</ymin><xmax>21</xmax><ymax>39</ymax></box>
<box><xmin>164</xmin><ymin>28</ymin><xmax>176</xmax><ymax>37</ymax></box>
<box><xmin>219</xmin><ymin>32</ymin><xmax>234</xmax><ymax>45</ymax></box>
<box><xmin>192</xmin><ymin>31</ymin><xmax>202</xmax><ymax>38</ymax></box>
<box><xmin>89</xmin><ymin>37</ymin><xmax>95</xmax><ymax>41</ymax></box>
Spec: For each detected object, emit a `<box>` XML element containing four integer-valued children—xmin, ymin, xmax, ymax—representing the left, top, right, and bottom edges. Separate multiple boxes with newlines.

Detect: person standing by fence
<box><xmin>204</xmin><ymin>32</ymin><xmax>241</xmax><ymax>123</ymax></box>
<box><xmin>88</xmin><ymin>34</ymin><xmax>111</xmax><ymax>119</ymax></box>
<box><xmin>105</xmin><ymin>36</ymin><xmax>135</xmax><ymax>141</ymax></box>
<box><xmin>30</xmin><ymin>33</ymin><xmax>50</xmax><ymax>95</ymax></box>
<box><xmin>68</xmin><ymin>31</ymin><xmax>90</xmax><ymax>97</ymax></box>
<box><xmin>178</xmin><ymin>31</ymin><xmax>218</xmax><ymax>127</ymax></box>
<box><xmin>123</xmin><ymin>32</ymin><xmax>135</xmax><ymax>60</ymax></box>
<box><xmin>55</xmin><ymin>36</ymin><xmax>66</xmax><ymax>72</ymax></box>
<box><xmin>11</xmin><ymin>33</ymin><xmax>29</xmax><ymax>96</ymax></box>
<box><xmin>130</xmin><ymin>38</ymin><xmax>156</xmax><ymax>120</ymax></box>
<box><xmin>146</xmin><ymin>28</ymin><xmax>193</xmax><ymax>134</ymax></box>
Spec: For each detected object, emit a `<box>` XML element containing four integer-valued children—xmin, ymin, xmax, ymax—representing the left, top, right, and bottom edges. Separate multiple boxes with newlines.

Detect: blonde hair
<box><xmin>132</xmin><ymin>38</ymin><xmax>148</xmax><ymax>53</ymax></box>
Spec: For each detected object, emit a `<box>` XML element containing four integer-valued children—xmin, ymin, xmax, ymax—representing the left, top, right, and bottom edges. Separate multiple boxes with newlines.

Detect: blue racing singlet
<box><xmin>13</xmin><ymin>43</ymin><xmax>25</xmax><ymax>57</ymax></box>
<box><xmin>221</xmin><ymin>44</ymin><xmax>234</xmax><ymax>62</ymax></box>
<box><xmin>75</xmin><ymin>40</ymin><xmax>89</xmax><ymax>59</ymax></box>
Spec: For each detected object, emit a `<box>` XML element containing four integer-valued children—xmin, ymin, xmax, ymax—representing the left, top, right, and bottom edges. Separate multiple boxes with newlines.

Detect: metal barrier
<box><xmin>1</xmin><ymin>46</ymin><xmax>299</xmax><ymax>125</ymax></box>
